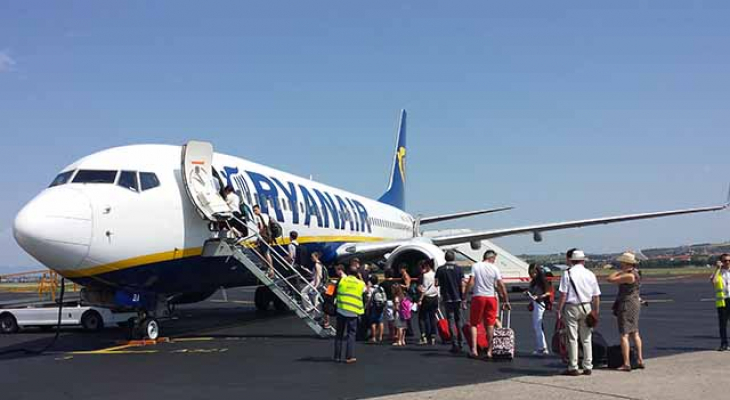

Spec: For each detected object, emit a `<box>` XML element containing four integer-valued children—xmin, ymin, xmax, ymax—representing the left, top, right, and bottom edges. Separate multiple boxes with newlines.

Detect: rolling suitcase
<box><xmin>492</xmin><ymin>310</ymin><xmax>515</xmax><ymax>360</ymax></box>
<box><xmin>462</xmin><ymin>323</ymin><xmax>488</xmax><ymax>350</ymax></box>
<box><xmin>436</xmin><ymin>310</ymin><xmax>451</xmax><ymax>343</ymax></box>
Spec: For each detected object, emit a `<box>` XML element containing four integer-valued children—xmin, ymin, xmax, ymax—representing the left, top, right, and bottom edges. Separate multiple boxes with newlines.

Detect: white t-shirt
<box><xmin>420</xmin><ymin>270</ymin><xmax>438</xmax><ymax>298</ymax></box>
<box><xmin>288</xmin><ymin>240</ymin><xmax>298</xmax><ymax>262</ymax></box>
<box><xmin>558</xmin><ymin>264</ymin><xmax>601</xmax><ymax>304</ymax></box>
<box><xmin>225</xmin><ymin>192</ymin><xmax>241</xmax><ymax>212</ymax></box>
<box><xmin>471</xmin><ymin>261</ymin><xmax>502</xmax><ymax>297</ymax></box>
<box><xmin>255</xmin><ymin>213</ymin><xmax>270</xmax><ymax>229</ymax></box>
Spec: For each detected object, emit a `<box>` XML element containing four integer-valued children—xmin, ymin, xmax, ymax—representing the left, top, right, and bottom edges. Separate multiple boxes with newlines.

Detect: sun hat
<box><xmin>569</xmin><ymin>250</ymin><xmax>586</xmax><ymax>261</ymax></box>
<box><xmin>616</xmin><ymin>252</ymin><xmax>639</xmax><ymax>265</ymax></box>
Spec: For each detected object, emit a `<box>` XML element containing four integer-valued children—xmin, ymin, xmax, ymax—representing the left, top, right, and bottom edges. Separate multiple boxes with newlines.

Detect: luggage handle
<box><xmin>499</xmin><ymin>309</ymin><xmax>511</xmax><ymax>329</ymax></box>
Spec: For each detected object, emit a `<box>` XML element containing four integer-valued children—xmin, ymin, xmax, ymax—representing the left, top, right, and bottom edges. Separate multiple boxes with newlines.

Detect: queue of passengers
<box><xmin>322</xmin><ymin>245</ymin><xmax>655</xmax><ymax>375</ymax></box>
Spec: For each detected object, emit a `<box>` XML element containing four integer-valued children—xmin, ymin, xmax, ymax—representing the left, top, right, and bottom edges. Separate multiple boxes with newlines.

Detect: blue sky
<box><xmin>1</xmin><ymin>1</ymin><xmax>729</xmax><ymax>271</ymax></box>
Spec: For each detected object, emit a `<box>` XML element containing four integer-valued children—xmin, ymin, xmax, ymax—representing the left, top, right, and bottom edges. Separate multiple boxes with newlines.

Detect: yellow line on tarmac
<box><xmin>71</xmin><ymin>343</ymin><xmax>161</xmax><ymax>355</ymax></box>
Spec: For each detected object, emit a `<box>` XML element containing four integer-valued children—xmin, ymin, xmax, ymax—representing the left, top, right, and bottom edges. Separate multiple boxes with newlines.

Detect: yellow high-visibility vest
<box><xmin>336</xmin><ymin>275</ymin><xmax>365</xmax><ymax>315</ymax></box>
<box><xmin>714</xmin><ymin>270</ymin><xmax>727</xmax><ymax>308</ymax></box>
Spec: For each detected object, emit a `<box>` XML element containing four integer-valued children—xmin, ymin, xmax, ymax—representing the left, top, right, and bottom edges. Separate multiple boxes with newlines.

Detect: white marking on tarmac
<box><xmin>208</xmin><ymin>300</ymin><xmax>254</xmax><ymax>305</ymax></box>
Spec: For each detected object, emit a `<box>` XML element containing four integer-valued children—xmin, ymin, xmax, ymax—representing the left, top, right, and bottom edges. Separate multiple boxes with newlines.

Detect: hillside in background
<box><xmin>520</xmin><ymin>241</ymin><xmax>730</xmax><ymax>269</ymax></box>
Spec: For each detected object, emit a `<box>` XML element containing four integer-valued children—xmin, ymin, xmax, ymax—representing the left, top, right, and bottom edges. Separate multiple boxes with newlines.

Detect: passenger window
<box><xmin>72</xmin><ymin>170</ymin><xmax>117</xmax><ymax>184</ymax></box>
<box><xmin>117</xmin><ymin>171</ymin><xmax>138</xmax><ymax>192</ymax></box>
<box><xmin>139</xmin><ymin>172</ymin><xmax>160</xmax><ymax>191</ymax></box>
<box><xmin>49</xmin><ymin>170</ymin><xmax>75</xmax><ymax>188</ymax></box>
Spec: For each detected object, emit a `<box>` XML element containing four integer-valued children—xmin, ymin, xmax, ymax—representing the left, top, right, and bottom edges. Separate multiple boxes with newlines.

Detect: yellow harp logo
<box><xmin>397</xmin><ymin>146</ymin><xmax>406</xmax><ymax>182</ymax></box>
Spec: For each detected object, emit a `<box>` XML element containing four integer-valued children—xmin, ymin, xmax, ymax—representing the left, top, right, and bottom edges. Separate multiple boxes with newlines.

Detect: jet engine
<box><xmin>385</xmin><ymin>240</ymin><xmax>446</xmax><ymax>274</ymax></box>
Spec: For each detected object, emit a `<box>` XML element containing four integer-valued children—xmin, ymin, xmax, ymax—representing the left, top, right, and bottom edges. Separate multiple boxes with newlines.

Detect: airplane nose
<box><xmin>13</xmin><ymin>187</ymin><xmax>93</xmax><ymax>271</ymax></box>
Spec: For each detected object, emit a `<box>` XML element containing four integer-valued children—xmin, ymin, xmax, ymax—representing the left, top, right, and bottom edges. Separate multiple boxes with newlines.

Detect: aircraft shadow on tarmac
<box><xmin>0</xmin><ymin>306</ymin><xmax>305</xmax><ymax>360</ymax></box>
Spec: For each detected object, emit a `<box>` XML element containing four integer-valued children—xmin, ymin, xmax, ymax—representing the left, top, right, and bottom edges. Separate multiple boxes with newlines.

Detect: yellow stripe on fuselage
<box><xmin>60</xmin><ymin>235</ymin><xmax>385</xmax><ymax>278</ymax></box>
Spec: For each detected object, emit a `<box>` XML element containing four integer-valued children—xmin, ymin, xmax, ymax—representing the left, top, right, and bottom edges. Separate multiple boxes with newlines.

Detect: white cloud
<box><xmin>0</xmin><ymin>52</ymin><xmax>17</xmax><ymax>73</ymax></box>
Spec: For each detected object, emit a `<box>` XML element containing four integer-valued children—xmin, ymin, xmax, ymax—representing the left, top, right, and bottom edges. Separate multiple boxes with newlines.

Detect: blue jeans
<box><xmin>334</xmin><ymin>315</ymin><xmax>358</xmax><ymax>361</ymax></box>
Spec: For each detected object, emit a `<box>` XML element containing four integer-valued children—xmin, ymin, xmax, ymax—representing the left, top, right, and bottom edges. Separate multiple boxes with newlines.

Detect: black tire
<box><xmin>273</xmin><ymin>296</ymin><xmax>288</xmax><ymax>312</ymax></box>
<box><xmin>254</xmin><ymin>286</ymin><xmax>272</xmax><ymax>312</ymax></box>
<box><xmin>81</xmin><ymin>310</ymin><xmax>104</xmax><ymax>332</ymax></box>
<box><xmin>142</xmin><ymin>318</ymin><xmax>160</xmax><ymax>340</ymax></box>
<box><xmin>126</xmin><ymin>318</ymin><xmax>142</xmax><ymax>340</ymax></box>
<box><xmin>0</xmin><ymin>312</ymin><xmax>19</xmax><ymax>334</ymax></box>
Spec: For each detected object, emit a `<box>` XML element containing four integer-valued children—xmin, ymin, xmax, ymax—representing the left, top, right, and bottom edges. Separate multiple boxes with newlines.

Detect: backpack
<box><xmin>268</xmin><ymin>219</ymin><xmax>283</xmax><ymax>239</ymax></box>
<box><xmin>371</xmin><ymin>286</ymin><xmax>386</xmax><ymax>309</ymax></box>
<box><xmin>322</xmin><ymin>282</ymin><xmax>338</xmax><ymax>316</ymax></box>
<box><xmin>399</xmin><ymin>297</ymin><xmax>413</xmax><ymax>320</ymax></box>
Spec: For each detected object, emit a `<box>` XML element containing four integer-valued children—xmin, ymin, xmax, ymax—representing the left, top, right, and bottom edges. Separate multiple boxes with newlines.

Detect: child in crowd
<box><xmin>392</xmin><ymin>285</ymin><xmax>412</xmax><ymax>346</ymax></box>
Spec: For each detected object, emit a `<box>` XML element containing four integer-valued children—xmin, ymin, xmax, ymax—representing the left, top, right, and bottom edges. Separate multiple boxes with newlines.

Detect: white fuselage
<box><xmin>13</xmin><ymin>144</ymin><xmax>414</xmax><ymax>295</ymax></box>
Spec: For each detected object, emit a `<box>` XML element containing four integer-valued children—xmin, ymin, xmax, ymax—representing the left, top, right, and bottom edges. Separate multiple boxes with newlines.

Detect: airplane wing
<box><xmin>430</xmin><ymin>203</ymin><xmax>728</xmax><ymax>247</ymax></box>
<box><xmin>336</xmin><ymin>201</ymin><xmax>728</xmax><ymax>259</ymax></box>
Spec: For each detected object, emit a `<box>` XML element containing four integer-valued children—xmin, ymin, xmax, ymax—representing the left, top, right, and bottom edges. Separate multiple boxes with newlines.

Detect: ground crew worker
<box><xmin>334</xmin><ymin>264</ymin><xmax>366</xmax><ymax>363</ymax></box>
<box><xmin>711</xmin><ymin>254</ymin><xmax>730</xmax><ymax>351</ymax></box>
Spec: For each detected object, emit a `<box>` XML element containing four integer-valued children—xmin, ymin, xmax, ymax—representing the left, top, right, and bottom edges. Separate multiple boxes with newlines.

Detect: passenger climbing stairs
<box><xmin>201</xmin><ymin>231</ymin><xmax>335</xmax><ymax>338</ymax></box>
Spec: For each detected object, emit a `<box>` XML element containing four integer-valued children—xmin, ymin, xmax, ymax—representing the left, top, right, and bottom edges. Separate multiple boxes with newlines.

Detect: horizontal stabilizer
<box><xmin>420</xmin><ymin>206</ymin><xmax>514</xmax><ymax>225</ymax></box>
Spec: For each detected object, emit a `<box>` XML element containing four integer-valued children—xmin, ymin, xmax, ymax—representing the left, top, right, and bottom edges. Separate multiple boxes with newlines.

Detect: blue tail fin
<box><xmin>378</xmin><ymin>109</ymin><xmax>407</xmax><ymax>211</ymax></box>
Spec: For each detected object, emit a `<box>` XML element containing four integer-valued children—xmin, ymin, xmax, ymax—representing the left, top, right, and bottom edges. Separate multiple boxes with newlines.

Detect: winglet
<box><xmin>725</xmin><ymin>182</ymin><xmax>730</xmax><ymax>207</ymax></box>
<box><xmin>378</xmin><ymin>109</ymin><xmax>407</xmax><ymax>211</ymax></box>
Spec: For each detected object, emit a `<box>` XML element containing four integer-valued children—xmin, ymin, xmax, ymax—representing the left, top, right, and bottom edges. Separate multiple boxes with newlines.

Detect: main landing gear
<box><xmin>254</xmin><ymin>286</ymin><xmax>287</xmax><ymax>312</ymax></box>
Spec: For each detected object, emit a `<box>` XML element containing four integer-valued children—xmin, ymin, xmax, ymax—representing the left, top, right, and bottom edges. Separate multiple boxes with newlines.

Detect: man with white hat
<box><xmin>557</xmin><ymin>248</ymin><xmax>601</xmax><ymax>376</ymax></box>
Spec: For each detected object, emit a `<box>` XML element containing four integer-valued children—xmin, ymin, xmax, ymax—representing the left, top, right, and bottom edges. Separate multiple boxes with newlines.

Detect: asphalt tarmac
<box><xmin>0</xmin><ymin>277</ymin><xmax>721</xmax><ymax>400</ymax></box>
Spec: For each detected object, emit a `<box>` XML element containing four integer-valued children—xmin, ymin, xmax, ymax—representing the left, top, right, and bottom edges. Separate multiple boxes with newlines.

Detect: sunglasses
<box><xmin>723</xmin><ymin>259</ymin><xmax>730</xmax><ymax>263</ymax></box>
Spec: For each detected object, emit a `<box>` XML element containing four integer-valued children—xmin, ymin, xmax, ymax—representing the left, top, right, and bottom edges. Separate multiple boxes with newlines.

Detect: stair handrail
<box><xmin>222</xmin><ymin>215</ymin><xmax>326</xmax><ymax>313</ymax></box>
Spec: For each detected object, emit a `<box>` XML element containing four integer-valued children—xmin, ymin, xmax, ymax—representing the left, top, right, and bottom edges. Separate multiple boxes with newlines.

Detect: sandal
<box><xmin>635</xmin><ymin>362</ymin><xmax>646</xmax><ymax>369</ymax></box>
<box><xmin>467</xmin><ymin>352</ymin><xmax>480</xmax><ymax>359</ymax></box>
<box><xmin>617</xmin><ymin>365</ymin><xmax>632</xmax><ymax>372</ymax></box>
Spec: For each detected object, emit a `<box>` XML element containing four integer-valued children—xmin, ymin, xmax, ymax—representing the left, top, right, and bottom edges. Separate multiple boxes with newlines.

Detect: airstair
<box><xmin>202</xmin><ymin>227</ymin><xmax>335</xmax><ymax>338</ymax></box>
<box><xmin>182</xmin><ymin>140</ymin><xmax>334</xmax><ymax>338</ymax></box>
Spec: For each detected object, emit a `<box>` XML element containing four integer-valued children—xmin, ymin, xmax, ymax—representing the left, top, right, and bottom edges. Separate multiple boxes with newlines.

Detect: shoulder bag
<box><xmin>567</xmin><ymin>270</ymin><xmax>598</xmax><ymax>328</ymax></box>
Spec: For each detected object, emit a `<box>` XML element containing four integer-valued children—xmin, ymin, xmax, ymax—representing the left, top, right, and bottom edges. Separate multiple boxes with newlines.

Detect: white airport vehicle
<box><xmin>12</xmin><ymin>110</ymin><xmax>729</xmax><ymax>339</ymax></box>
<box><xmin>0</xmin><ymin>302</ymin><xmax>136</xmax><ymax>334</ymax></box>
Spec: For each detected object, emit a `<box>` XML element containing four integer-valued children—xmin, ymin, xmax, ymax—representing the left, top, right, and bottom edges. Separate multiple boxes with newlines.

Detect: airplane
<box><xmin>12</xmin><ymin>110</ymin><xmax>729</xmax><ymax>339</ymax></box>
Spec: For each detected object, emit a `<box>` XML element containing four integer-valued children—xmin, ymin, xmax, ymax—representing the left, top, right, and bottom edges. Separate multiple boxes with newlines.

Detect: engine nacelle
<box><xmin>470</xmin><ymin>240</ymin><xmax>482</xmax><ymax>251</ymax></box>
<box><xmin>533</xmin><ymin>231</ymin><xmax>543</xmax><ymax>242</ymax></box>
<box><xmin>385</xmin><ymin>240</ymin><xmax>446</xmax><ymax>273</ymax></box>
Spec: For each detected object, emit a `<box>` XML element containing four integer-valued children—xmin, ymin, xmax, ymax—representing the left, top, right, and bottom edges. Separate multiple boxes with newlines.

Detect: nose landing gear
<box><xmin>127</xmin><ymin>314</ymin><xmax>161</xmax><ymax>341</ymax></box>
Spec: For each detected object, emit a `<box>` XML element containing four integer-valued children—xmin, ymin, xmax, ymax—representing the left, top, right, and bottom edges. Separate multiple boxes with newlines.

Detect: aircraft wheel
<box><xmin>125</xmin><ymin>318</ymin><xmax>142</xmax><ymax>340</ymax></box>
<box><xmin>81</xmin><ymin>310</ymin><xmax>104</xmax><ymax>332</ymax></box>
<box><xmin>142</xmin><ymin>318</ymin><xmax>160</xmax><ymax>340</ymax></box>
<box><xmin>0</xmin><ymin>313</ymin><xmax>19</xmax><ymax>334</ymax></box>
<box><xmin>254</xmin><ymin>286</ymin><xmax>271</xmax><ymax>312</ymax></box>
<box><xmin>273</xmin><ymin>296</ymin><xmax>288</xmax><ymax>312</ymax></box>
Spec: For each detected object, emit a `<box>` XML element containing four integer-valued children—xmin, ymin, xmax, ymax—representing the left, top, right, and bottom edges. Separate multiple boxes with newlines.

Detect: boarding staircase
<box><xmin>201</xmin><ymin>218</ymin><xmax>335</xmax><ymax>338</ymax></box>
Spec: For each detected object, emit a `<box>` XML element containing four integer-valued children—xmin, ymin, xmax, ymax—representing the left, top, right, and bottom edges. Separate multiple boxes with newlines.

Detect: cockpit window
<box><xmin>49</xmin><ymin>170</ymin><xmax>75</xmax><ymax>188</ymax></box>
<box><xmin>139</xmin><ymin>172</ymin><xmax>160</xmax><ymax>191</ymax></box>
<box><xmin>72</xmin><ymin>170</ymin><xmax>117</xmax><ymax>184</ymax></box>
<box><xmin>117</xmin><ymin>170</ymin><xmax>139</xmax><ymax>192</ymax></box>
